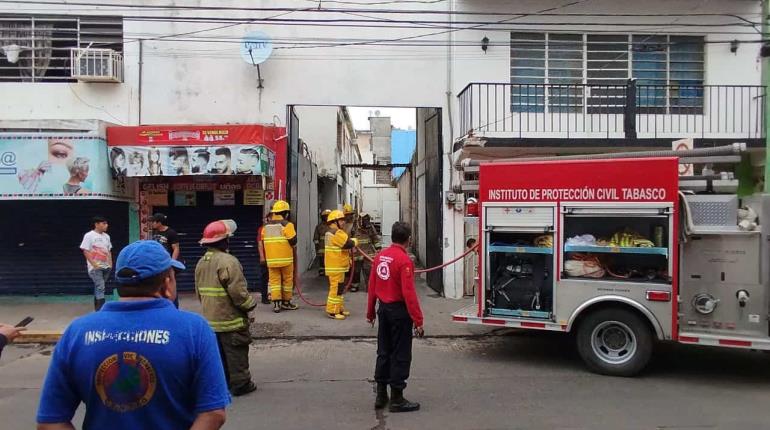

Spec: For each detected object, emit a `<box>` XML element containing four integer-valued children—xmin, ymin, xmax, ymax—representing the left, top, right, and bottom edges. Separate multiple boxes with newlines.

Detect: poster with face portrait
<box><xmin>107</xmin><ymin>125</ymin><xmax>286</xmax><ymax>197</ymax></box>
<box><xmin>0</xmin><ymin>135</ymin><xmax>125</xmax><ymax>198</ymax></box>
<box><xmin>108</xmin><ymin>145</ymin><xmax>274</xmax><ymax>178</ymax></box>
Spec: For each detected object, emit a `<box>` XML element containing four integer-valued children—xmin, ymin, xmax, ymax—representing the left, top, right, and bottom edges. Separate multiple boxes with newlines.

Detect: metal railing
<box><xmin>458</xmin><ymin>82</ymin><xmax>766</xmax><ymax>141</ymax></box>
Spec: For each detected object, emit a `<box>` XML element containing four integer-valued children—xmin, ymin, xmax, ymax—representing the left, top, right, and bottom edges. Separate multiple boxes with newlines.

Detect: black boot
<box><xmin>231</xmin><ymin>380</ymin><xmax>257</xmax><ymax>396</ymax></box>
<box><xmin>272</xmin><ymin>301</ymin><xmax>281</xmax><ymax>313</ymax></box>
<box><xmin>389</xmin><ymin>387</ymin><xmax>420</xmax><ymax>413</ymax></box>
<box><xmin>374</xmin><ymin>383</ymin><xmax>389</xmax><ymax>410</ymax></box>
<box><xmin>94</xmin><ymin>298</ymin><xmax>105</xmax><ymax>311</ymax></box>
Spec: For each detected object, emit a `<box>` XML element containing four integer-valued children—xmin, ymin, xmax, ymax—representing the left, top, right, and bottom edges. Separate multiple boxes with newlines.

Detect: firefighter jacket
<box><xmin>354</xmin><ymin>225</ymin><xmax>381</xmax><ymax>261</ymax></box>
<box><xmin>261</xmin><ymin>214</ymin><xmax>297</xmax><ymax>268</ymax></box>
<box><xmin>313</xmin><ymin>222</ymin><xmax>330</xmax><ymax>254</ymax></box>
<box><xmin>195</xmin><ymin>248</ymin><xmax>257</xmax><ymax>332</ymax></box>
<box><xmin>324</xmin><ymin>227</ymin><xmax>357</xmax><ymax>274</ymax></box>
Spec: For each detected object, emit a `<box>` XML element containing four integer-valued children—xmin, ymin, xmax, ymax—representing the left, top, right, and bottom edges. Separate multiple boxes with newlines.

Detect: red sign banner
<box><xmin>107</xmin><ymin>124</ymin><xmax>287</xmax><ymax>198</ymax></box>
<box><xmin>480</xmin><ymin>158</ymin><xmax>678</xmax><ymax>204</ymax></box>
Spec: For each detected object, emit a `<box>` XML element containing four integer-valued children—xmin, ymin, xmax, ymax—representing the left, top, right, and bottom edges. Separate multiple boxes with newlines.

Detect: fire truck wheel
<box><xmin>576</xmin><ymin>308</ymin><xmax>653</xmax><ymax>377</ymax></box>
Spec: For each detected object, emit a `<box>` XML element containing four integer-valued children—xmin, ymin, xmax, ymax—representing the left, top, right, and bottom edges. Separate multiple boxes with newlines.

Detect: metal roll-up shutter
<box><xmin>0</xmin><ymin>200</ymin><xmax>129</xmax><ymax>294</ymax></box>
<box><xmin>163</xmin><ymin>191</ymin><xmax>262</xmax><ymax>292</ymax></box>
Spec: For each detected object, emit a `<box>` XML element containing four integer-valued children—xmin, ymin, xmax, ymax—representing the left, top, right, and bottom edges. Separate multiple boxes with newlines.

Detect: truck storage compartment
<box><xmin>486</xmin><ymin>231</ymin><xmax>554</xmax><ymax>319</ymax></box>
<box><xmin>562</xmin><ymin>212</ymin><xmax>671</xmax><ymax>284</ymax></box>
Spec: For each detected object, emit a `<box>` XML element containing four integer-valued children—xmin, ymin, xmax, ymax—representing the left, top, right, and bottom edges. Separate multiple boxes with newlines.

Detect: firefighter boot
<box><xmin>272</xmin><ymin>301</ymin><xmax>282</xmax><ymax>313</ymax></box>
<box><xmin>231</xmin><ymin>380</ymin><xmax>257</xmax><ymax>397</ymax></box>
<box><xmin>328</xmin><ymin>313</ymin><xmax>346</xmax><ymax>320</ymax></box>
<box><xmin>374</xmin><ymin>383</ymin><xmax>389</xmax><ymax>409</ymax></box>
<box><xmin>94</xmin><ymin>298</ymin><xmax>105</xmax><ymax>311</ymax></box>
<box><xmin>281</xmin><ymin>300</ymin><xmax>299</xmax><ymax>311</ymax></box>
<box><xmin>389</xmin><ymin>387</ymin><xmax>420</xmax><ymax>413</ymax></box>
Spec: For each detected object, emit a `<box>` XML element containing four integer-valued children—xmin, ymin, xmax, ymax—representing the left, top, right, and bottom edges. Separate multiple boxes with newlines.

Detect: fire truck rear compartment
<box><xmin>562</xmin><ymin>215</ymin><xmax>670</xmax><ymax>284</ymax></box>
<box><xmin>488</xmin><ymin>232</ymin><xmax>554</xmax><ymax>318</ymax></box>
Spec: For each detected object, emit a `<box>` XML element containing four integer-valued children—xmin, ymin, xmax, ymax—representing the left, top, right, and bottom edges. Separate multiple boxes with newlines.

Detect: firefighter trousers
<box><xmin>360</xmin><ymin>260</ymin><xmax>372</xmax><ymax>291</ymax></box>
<box><xmin>374</xmin><ymin>302</ymin><xmax>413</xmax><ymax>390</ymax></box>
<box><xmin>317</xmin><ymin>251</ymin><xmax>325</xmax><ymax>276</ymax></box>
<box><xmin>216</xmin><ymin>328</ymin><xmax>253</xmax><ymax>390</ymax></box>
<box><xmin>325</xmin><ymin>272</ymin><xmax>346</xmax><ymax>315</ymax></box>
<box><xmin>268</xmin><ymin>264</ymin><xmax>294</xmax><ymax>302</ymax></box>
<box><xmin>351</xmin><ymin>258</ymin><xmax>364</xmax><ymax>289</ymax></box>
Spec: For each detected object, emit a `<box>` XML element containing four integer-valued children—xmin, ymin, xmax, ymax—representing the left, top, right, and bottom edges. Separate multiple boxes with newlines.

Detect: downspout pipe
<box><xmin>461</xmin><ymin>142</ymin><xmax>746</xmax><ymax>169</ymax></box>
<box><xmin>138</xmin><ymin>39</ymin><xmax>143</xmax><ymax>125</ymax></box>
<box><xmin>764</xmin><ymin>0</ymin><xmax>770</xmax><ymax>192</ymax></box>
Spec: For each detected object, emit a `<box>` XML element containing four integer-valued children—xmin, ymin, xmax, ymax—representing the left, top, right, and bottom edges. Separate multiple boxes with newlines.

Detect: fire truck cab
<box><xmin>453</xmin><ymin>148</ymin><xmax>770</xmax><ymax>376</ymax></box>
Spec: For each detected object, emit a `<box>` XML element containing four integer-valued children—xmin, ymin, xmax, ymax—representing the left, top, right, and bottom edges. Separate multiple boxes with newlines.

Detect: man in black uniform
<box><xmin>151</xmin><ymin>213</ymin><xmax>182</xmax><ymax>307</ymax></box>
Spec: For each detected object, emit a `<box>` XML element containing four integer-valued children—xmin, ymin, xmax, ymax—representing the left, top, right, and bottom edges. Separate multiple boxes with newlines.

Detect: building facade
<box><xmin>0</xmin><ymin>0</ymin><xmax>765</xmax><ymax>297</ymax></box>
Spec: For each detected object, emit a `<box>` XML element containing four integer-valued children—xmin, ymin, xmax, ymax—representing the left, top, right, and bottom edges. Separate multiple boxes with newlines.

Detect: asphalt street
<box><xmin>2</xmin><ymin>331</ymin><xmax>770</xmax><ymax>429</ymax></box>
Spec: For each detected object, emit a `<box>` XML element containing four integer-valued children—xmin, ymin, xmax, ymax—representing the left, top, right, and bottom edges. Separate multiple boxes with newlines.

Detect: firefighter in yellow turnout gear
<box><xmin>350</xmin><ymin>213</ymin><xmax>381</xmax><ymax>292</ymax></box>
<box><xmin>195</xmin><ymin>219</ymin><xmax>258</xmax><ymax>396</ymax></box>
<box><xmin>324</xmin><ymin>209</ymin><xmax>357</xmax><ymax>320</ymax></box>
<box><xmin>313</xmin><ymin>209</ymin><xmax>332</xmax><ymax>276</ymax></box>
<box><xmin>262</xmin><ymin>200</ymin><xmax>300</xmax><ymax>313</ymax></box>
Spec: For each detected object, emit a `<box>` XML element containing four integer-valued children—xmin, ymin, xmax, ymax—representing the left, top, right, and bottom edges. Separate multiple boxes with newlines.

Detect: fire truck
<box><xmin>452</xmin><ymin>143</ymin><xmax>769</xmax><ymax>376</ymax></box>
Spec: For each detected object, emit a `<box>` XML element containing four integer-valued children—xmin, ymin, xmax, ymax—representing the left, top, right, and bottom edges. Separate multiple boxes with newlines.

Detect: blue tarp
<box><xmin>391</xmin><ymin>129</ymin><xmax>416</xmax><ymax>178</ymax></box>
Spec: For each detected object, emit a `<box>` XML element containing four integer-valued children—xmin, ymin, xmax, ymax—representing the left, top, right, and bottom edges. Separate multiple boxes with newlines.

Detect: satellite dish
<box><xmin>240</xmin><ymin>31</ymin><xmax>273</xmax><ymax>65</ymax></box>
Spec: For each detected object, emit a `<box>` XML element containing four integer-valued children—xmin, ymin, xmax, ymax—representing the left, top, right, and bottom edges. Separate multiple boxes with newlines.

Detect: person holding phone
<box><xmin>80</xmin><ymin>216</ymin><xmax>112</xmax><ymax>311</ymax></box>
<box><xmin>0</xmin><ymin>321</ymin><xmax>27</xmax><ymax>358</ymax></box>
<box><xmin>366</xmin><ymin>222</ymin><xmax>423</xmax><ymax>413</ymax></box>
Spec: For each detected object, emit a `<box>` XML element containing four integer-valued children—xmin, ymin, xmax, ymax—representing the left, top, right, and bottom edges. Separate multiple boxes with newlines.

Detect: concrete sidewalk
<box><xmin>0</xmin><ymin>272</ymin><xmax>496</xmax><ymax>342</ymax></box>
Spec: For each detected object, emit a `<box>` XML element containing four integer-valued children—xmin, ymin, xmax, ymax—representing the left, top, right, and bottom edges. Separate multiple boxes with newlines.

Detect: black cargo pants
<box><xmin>216</xmin><ymin>328</ymin><xmax>253</xmax><ymax>390</ymax></box>
<box><xmin>374</xmin><ymin>301</ymin><xmax>414</xmax><ymax>390</ymax></box>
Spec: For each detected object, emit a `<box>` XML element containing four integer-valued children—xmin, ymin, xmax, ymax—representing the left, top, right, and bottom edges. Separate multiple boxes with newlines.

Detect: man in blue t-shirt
<box><xmin>37</xmin><ymin>240</ymin><xmax>231</xmax><ymax>430</ymax></box>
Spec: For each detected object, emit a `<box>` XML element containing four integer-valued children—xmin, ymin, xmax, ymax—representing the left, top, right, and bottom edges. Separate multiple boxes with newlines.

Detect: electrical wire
<box><xmin>67</xmin><ymin>84</ymin><xmax>126</xmax><ymax>125</ymax></box>
<box><xmin>1</xmin><ymin>1</ymin><xmax>762</xmax><ymax>22</ymax></box>
<box><xmin>124</xmin><ymin>10</ymin><xmax>300</xmax><ymax>45</ymax></box>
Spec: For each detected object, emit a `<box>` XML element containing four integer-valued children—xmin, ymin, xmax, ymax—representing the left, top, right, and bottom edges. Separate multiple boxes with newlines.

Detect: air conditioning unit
<box><xmin>70</xmin><ymin>48</ymin><xmax>123</xmax><ymax>83</ymax></box>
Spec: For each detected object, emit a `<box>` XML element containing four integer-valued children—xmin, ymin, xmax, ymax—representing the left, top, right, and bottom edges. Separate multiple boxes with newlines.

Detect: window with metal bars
<box><xmin>0</xmin><ymin>14</ymin><xmax>123</xmax><ymax>82</ymax></box>
<box><xmin>510</xmin><ymin>33</ymin><xmax>705</xmax><ymax>114</ymax></box>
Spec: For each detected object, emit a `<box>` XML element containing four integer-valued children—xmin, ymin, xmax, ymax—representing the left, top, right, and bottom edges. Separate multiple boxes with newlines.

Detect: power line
<box><xmin>109</xmin><ymin>16</ymin><xmax>757</xmax><ymax>28</ymax></box>
<box><xmin>306</xmin><ymin>0</ymin><xmax>448</xmax><ymax>4</ymax></box>
<box><xmin>2</xmin><ymin>8</ymin><xmax>756</xmax><ymax>29</ymax></box>
<box><xmin>121</xmin><ymin>9</ymin><xmax>305</xmax><ymax>45</ymax></box>
<box><xmin>1</xmin><ymin>0</ymin><xmax>761</xmax><ymax>23</ymax></box>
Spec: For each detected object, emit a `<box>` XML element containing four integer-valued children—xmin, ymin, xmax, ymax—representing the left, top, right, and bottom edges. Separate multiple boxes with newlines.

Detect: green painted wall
<box><xmin>128</xmin><ymin>203</ymin><xmax>140</xmax><ymax>243</ymax></box>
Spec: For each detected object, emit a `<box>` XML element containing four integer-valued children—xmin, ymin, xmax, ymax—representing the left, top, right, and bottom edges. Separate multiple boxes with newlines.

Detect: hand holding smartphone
<box><xmin>16</xmin><ymin>316</ymin><xmax>34</xmax><ymax>327</ymax></box>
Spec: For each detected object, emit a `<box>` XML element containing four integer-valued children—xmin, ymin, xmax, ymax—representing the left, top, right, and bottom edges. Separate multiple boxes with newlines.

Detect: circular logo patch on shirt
<box><xmin>376</xmin><ymin>261</ymin><xmax>391</xmax><ymax>280</ymax></box>
<box><xmin>95</xmin><ymin>352</ymin><xmax>157</xmax><ymax>413</ymax></box>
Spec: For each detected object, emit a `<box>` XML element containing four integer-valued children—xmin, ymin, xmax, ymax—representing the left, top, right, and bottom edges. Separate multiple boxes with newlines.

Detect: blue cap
<box><xmin>115</xmin><ymin>240</ymin><xmax>185</xmax><ymax>285</ymax></box>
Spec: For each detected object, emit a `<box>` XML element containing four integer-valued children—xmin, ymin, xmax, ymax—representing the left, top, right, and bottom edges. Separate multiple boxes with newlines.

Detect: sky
<box><xmin>348</xmin><ymin>107</ymin><xmax>416</xmax><ymax>131</ymax></box>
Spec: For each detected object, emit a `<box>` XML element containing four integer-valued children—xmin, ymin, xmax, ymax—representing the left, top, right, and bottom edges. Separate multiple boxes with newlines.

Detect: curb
<box><xmin>13</xmin><ymin>331</ymin><xmax>514</xmax><ymax>345</ymax></box>
<box><xmin>16</xmin><ymin>330</ymin><xmax>63</xmax><ymax>344</ymax></box>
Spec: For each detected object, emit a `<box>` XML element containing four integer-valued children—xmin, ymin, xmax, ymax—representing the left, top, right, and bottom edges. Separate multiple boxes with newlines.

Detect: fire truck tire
<box><xmin>576</xmin><ymin>308</ymin><xmax>653</xmax><ymax>377</ymax></box>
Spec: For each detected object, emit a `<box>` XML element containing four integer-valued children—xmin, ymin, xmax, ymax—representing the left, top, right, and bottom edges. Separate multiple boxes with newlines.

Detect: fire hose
<box><xmin>292</xmin><ymin>243</ymin><xmax>480</xmax><ymax>308</ymax></box>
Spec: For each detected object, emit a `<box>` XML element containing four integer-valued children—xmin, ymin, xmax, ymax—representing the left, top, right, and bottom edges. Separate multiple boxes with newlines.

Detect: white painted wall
<box><xmin>294</xmin><ymin>106</ymin><xmax>361</xmax><ymax>210</ymax></box>
<box><xmin>362</xmin><ymin>185</ymin><xmax>399</xmax><ymax>232</ymax></box>
<box><xmin>0</xmin><ymin>0</ymin><xmax>762</xmax><ymax>299</ymax></box>
<box><xmin>295</xmin><ymin>153</ymin><xmax>319</xmax><ymax>273</ymax></box>
<box><xmin>294</xmin><ymin>106</ymin><xmax>339</xmax><ymax>178</ymax></box>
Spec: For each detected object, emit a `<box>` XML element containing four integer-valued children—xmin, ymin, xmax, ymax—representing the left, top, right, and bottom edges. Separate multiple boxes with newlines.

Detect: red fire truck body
<box><xmin>453</xmin><ymin>156</ymin><xmax>770</xmax><ymax>376</ymax></box>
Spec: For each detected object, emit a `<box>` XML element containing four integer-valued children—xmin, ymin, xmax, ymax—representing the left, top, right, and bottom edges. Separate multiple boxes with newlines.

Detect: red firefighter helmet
<box><xmin>199</xmin><ymin>219</ymin><xmax>238</xmax><ymax>245</ymax></box>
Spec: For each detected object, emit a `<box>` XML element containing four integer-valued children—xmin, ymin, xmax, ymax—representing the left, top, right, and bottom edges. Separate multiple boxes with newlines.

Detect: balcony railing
<box><xmin>458</xmin><ymin>82</ymin><xmax>766</xmax><ymax>142</ymax></box>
